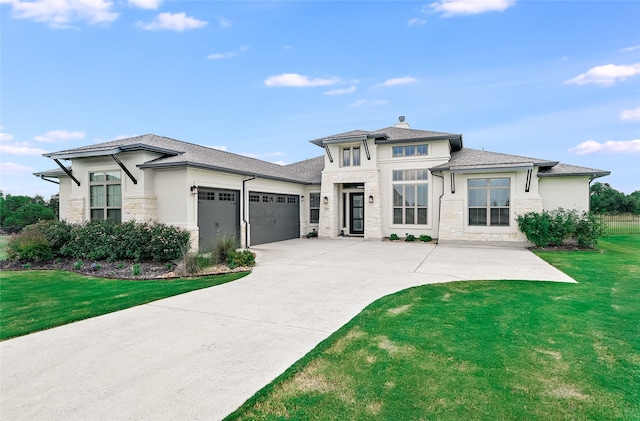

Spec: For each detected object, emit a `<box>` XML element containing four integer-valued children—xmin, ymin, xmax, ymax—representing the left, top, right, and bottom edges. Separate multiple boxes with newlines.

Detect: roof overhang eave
<box><xmin>539</xmin><ymin>170</ymin><xmax>611</xmax><ymax>179</ymax></box>
<box><xmin>449</xmin><ymin>163</ymin><xmax>534</xmax><ymax>174</ymax></box>
<box><xmin>44</xmin><ymin>144</ymin><xmax>182</xmax><ymax>160</ymax></box>
<box><xmin>138</xmin><ymin>161</ymin><xmax>312</xmax><ymax>185</ymax></box>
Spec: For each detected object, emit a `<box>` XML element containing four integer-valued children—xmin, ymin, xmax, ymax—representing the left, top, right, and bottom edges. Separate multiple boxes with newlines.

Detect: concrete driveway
<box><xmin>0</xmin><ymin>239</ymin><xmax>575</xmax><ymax>421</ymax></box>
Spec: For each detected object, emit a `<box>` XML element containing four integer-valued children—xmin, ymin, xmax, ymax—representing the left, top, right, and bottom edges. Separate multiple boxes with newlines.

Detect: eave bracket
<box><xmin>111</xmin><ymin>154</ymin><xmax>138</xmax><ymax>185</ymax></box>
<box><xmin>53</xmin><ymin>159</ymin><xmax>80</xmax><ymax>186</ymax></box>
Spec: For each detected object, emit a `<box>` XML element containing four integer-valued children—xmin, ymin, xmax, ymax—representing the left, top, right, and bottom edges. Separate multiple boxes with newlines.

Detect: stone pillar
<box><xmin>65</xmin><ymin>197</ymin><xmax>85</xmax><ymax>223</ymax></box>
<box><xmin>122</xmin><ymin>196</ymin><xmax>158</xmax><ymax>222</ymax></box>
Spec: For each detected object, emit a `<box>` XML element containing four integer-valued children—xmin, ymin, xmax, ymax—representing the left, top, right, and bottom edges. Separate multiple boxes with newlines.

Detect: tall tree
<box><xmin>0</xmin><ymin>194</ymin><xmax>56</xmax><ymax>230</ymax></box>
<box><xmin>590</xmin><ymin>182</ymin><xmax>640</xmax><ymax>214</ymax></box>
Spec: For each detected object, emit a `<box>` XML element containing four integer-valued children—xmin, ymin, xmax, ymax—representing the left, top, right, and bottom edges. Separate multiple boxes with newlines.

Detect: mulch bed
<box><xmin>0</xmin><ymin>258</ymin><xmax>251</xmax><ymax>280</ymax></box>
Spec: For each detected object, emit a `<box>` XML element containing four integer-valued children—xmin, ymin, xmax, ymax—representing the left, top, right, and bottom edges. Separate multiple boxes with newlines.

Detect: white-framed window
<box><xmin>342</xmin><ymin>146</ymin><xmax>361</xmax><ymax>167</ymax></box>
<box><xmin>392</xmin><ymin>169</ymin><xmax>428</xmax><ymax>225</ymax></box>
<box><xmin>90</xmin><ymin>171</ymin><xmax>121</xmax><ymax>223</ymax></box>
<box><xmin>309</xmin><ymin>192</ymin><xmax>320</xmax><ymax>223</ymax></box>
<box><xmin>392</xmin><ymin>144</ymin><xmax>428</xmax><ymax>157</ymax></box>
<box><xmin>468</xmin><ymin>178</ymin><xmax>510</xmax><ymax>226</ymax></box>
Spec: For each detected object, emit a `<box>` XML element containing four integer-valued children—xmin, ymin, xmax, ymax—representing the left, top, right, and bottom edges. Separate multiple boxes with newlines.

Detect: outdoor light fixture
<box><xmin>190</xmin><ymin>185</ymin><xmax>198</xmax><ymax>194</ymax></box>
<box><xmin>323</xmin><ymin>196</ymin><xmax>329</xmax><ymax>204</ymax></box>
<box><xmin>369</xmin><ymin>195</ymin><xmax>374</xmax><ymax>203</ymax></box>
<box><xmin>300</xmin><ymin>196</ymin><xmax>304</xmax><ymax>202</ymax></box>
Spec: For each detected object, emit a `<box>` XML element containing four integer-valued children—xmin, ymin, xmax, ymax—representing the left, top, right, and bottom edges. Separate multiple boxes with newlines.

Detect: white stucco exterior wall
<box><xmin>538</xmin><ymin>176</ymin><xmax>591</xmax><ymax>212</ymax></box>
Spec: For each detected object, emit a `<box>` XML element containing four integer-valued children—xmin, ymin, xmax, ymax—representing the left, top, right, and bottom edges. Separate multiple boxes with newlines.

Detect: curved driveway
<box><xmin>1</xmin><ymin>239</ymin><xmax>574</xmax><ymax>420</ymax></box>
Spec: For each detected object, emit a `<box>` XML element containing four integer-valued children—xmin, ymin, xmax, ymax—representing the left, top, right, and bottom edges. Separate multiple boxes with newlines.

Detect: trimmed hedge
<box><xmin>8</xmin><ymin>220</ymin><xmax>190</xmax><ymax>262</ymax></box>
<box><xmin>516</xmin><ymin>208</ymin><xmax>603</xmax><ymax>248</ymax></box>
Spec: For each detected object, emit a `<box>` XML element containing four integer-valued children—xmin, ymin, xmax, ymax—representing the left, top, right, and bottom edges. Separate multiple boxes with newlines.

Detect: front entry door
<box><xmin>350</xmin><ymin>192</ymin><xmax>364</xmax><ymax>235</ymax></box>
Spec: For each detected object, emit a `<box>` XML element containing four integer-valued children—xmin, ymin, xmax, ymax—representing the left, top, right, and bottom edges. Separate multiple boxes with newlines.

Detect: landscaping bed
<box><xmin>0</xmin><ymin>258</ymin><xmax>251</xmax><ymax>280</ymax></box>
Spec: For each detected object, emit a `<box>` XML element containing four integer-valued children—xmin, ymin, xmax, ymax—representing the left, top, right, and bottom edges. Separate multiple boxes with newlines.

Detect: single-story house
<box><xmin>35</xmin><ymin>117</ymin><xmax>610</xmax><ymax>249</ymax></box>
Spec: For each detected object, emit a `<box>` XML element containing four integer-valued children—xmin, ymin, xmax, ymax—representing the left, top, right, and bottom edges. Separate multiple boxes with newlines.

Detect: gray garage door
<box><xmin>249</xmin><ymin>192</ymin><xmax>300</xmax><ymax>246</ymax></box>
<box><xmin>197</xmin><ymin>188</ymin><xmax>240</xmax><ymax>252</ymax></box>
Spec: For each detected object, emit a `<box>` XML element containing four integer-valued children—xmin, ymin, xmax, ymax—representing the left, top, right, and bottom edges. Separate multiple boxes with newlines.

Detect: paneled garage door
<box><xmin>249</xmin><ymin>192</ymin><xmax>300</xmax><ymax>246</ymax></box>
<box><xmin>197</xmin><ymin>188</ymin><xmax>240</xmax><ymax>251</ymax></box>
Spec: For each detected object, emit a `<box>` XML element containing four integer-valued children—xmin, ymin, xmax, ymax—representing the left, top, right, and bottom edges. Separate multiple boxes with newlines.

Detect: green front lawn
<box><xmin>227</xmin><ymin>236</ymin><xmax>640</xmax><ymax>421</ymax></box>
<box><xmin>0</xmin><ymin>270</ymin><xmax>249</xmax><ymax>340</ymax></box>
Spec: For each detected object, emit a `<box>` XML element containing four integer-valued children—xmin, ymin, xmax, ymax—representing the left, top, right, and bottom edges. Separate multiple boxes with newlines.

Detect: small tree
<box><xmin>0</xmin><ymin>194</ymin><xmax>56</xmax><ymax>229</ymax></box>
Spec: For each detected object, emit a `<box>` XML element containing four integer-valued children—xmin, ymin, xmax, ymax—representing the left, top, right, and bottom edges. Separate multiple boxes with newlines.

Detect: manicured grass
<box><xmin>0</xmin><ymin>270</ymin><xmax>249</xmax><ymax>340</ymax></box>
<box><xmin>226</xmin><ymin>236</ymin><xmax>639</xmax><ymax>421</ymax></box>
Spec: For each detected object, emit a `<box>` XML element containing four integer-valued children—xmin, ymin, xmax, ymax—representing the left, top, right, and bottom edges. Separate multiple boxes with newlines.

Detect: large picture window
<box><xmin>90</xmin><ymin>171</ymin><xmax>121</xmax><ymax>223</ymax></box>
<box><xmin>468</xmin><ymin>178</ymin><xmax>510</xmax><ymax>226</ymax></box>
<box><xmin>392</xmin><ymin>169</ymin><xmax>428</xmax><ymax>225</ymax></box>
<box><xmin>309</xmin><ymin>192</ymin><xmax>320</xmax><ymax>223</ymax></box>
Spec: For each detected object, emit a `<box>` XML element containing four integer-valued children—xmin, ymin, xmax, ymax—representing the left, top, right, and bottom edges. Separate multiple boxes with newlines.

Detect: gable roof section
<box><xmin>310</xmin><ymin>126</ymin><xmax>463</xmax><ymax>151</ymax></box>
<box><xmin>431</xmin><ymin>148</ymin><xmax>609</xmax><ymax>178</ymax></box>
<box><xmin>42</xmin><ymin>134</ymin><xmax>324</xmax><ymax>185</ymax></box>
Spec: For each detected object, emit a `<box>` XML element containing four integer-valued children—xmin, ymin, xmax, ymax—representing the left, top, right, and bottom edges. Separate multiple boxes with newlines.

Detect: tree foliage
<box><xmin>0</xmin><ymin>194</ymin><xmax>57</xmax><ymax>230</ymax></box>
<box><xmin>590</xmin><ymin>182</ymin><xmax>640</xmax><ymax>214</ymax></box>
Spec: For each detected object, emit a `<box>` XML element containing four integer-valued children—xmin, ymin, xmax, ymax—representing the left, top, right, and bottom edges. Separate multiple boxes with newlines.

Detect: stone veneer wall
<box><xmin>65</xmin><ymin>197</ymin><xmax>85</xmax><ymax>223</ymax></box>
<box><xmin>318</xmin><ymin>169</ymin><xmax>382</xmax><ymax>240</ymax></box>
<box><xmin>122</xmin><ymin>196</ymin><xmax>158</xmax><ymax>222</ymax></box>
<box><xmin>438</xmin><ymin>197</ymin><xmax>543</xmax><ymax>244</ymax></box>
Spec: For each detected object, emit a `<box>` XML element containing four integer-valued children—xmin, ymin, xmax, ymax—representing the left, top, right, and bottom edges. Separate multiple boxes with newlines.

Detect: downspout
<box><xmin>242</xmin><ymin>176</ymin><xmax>256</xmax><ymax>248</ymax></box>
<box><xmin>432</xmin><ymin>172</ymin><xmax>445</xmax><ymax>245</ymax></box>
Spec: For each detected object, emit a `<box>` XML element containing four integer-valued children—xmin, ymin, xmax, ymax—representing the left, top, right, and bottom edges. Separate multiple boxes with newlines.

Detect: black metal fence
<box><xmin>597</xmin><ymin>214</ymin><xmax>640</xmax><ymax>235</ymax></box>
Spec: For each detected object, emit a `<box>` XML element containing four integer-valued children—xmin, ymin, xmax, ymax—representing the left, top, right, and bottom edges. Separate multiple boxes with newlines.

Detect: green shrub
<box><xmin>389</xmin><ymin>233</ymin><xmax>400</xmax><ymax>241</ymax></box>
<box><xmin>74</xmin><ymin>261</ymin><xmax>83</xmax><ymax>270</ymax></box>
<box><xmin>228</xmin><ymin>250</ymin><xmax>256</xmax><ymax>269</ymax></box>
<box><xmin>6</xmin><ymin>231</ymin><xmax>53</xmax><ymax>262</ymax></box>
<box><xmin>516</xmin><ymin>208</ymin><xmax>601</xmax><ymax>248</ymax></box>
<box><xmin>307</xmin><ymin>229</ymin><xmax>318</xmax><ymax>238</ymax></box>
<box><xmin>574</xmin><ymin>212</ymin><xmax>604</xmax><ymax>248</ymax></box>
<box><xmin>132</xmin><ymin>263</ymin><xmax>141</xmax><ymax>276</ymax></box>
<box><xmin>179</xmin><ymin>251</ymin><xmax>205</xmax><ymax>276</ymax></box>
<box><xmin>58</xmin><ymin>220</ymin><xmax>190</xmax><ymax>262</ymax></box>
<box><xmin>419</xmin><ymin>235</ymin><xmax>432</xmax><ymax>242</ymax></box>
<box><xmin>405</xmin><ymin>233</ymin><xmax>416</xmax><ymax>242</ymax></box>
<box><xmin>22</xmin><ymin>220</ymin><xmax>72</xmax><ymax>257</ymax></box>
<box><xmin>211</xmin><ymin>233</ymin><xmax>237</xmax><ymax>264</ymax></box>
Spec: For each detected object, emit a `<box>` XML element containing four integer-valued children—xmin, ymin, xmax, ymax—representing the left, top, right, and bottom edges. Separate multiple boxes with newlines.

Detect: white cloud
<box><xmin>0</xmin><ymin>162</ymin><xmax>35</xmax><ymax>176</ymax></box>
<box><xmin>569</xmin><ymin>139</ymin><xmax>640</xmax><ymax>155</ymax></box>
<box><xmin>408</xmin><ymin>17</ymin><xmax>426</xmax><ymax>26</ymax></box>
<box><xmin>217</xmin><ymin>16</ymin><xmax>232</xmax><ymax>27</ymax></box>
<box><xmin>34</xmin><ymin>130</ymin><xmax>86</xmax><ymax>143</ymax></box>
<box><xmin>0</xmin><ymin>132</ymin><xmax>15</xmax><ymax>142</ymax></box>
<box><xmin>323</xmin><ymin>85</ymin><xmax>356</xmax><ymax>96</ymax></box>
<box><xmin>428</xmin><ymin>0</ymin><xmax>515</xmax><ymax>17</ymax></box>
<box><xmin>4</xmin><ymin>0</ymin><xmax>119</xmax><ymax>28</ymax></box>
<box><xmin>212</xmin><ymin>145</ymin><xmax>228</xmax><ymax>151</ymax></box>
<box><xmin>208</xmin><ymin>45</ymin><xmax>249</xmax><ymax>60</ymax></box>
<box><xmin>137</xmin><ymin>12</ymin><xmax>207</xmax><ymax>31</ymax></box>
<box><xmin>620</xmin><ymin>107</ymin><xmax>640</xmax><ymax>122</ymax></box>
<box><xmin>128</xmin><ymin>0</ymin><xmax>161</xmax><ymax>9</ymax></box>
<box><xmin>377</xmin><ymin>76</ymin><xmax>418</xmax><ymax>87</ymax></box>
<box><xmin>621</xmin><ymin>45</ymin><xmax>640</xmax><ymax>52</ymax></box>
<box><xmin>564</xmin><ymin>63</ymin><xmax>640</xmax><ymax>86</ymax></box>
<box><xmin>0</xmin><ymin>143</ymin><xmax>49</xmax><ymax>156</ymax></box>
<box><xmin>349</xmin><ymin>99</ymin><xmax>388</xmax><ymax>108</ymax></box>
<box><xmin>264</xmin><ymin>73</ymin><xmax>340</xmax><ymax>88</ymax></box>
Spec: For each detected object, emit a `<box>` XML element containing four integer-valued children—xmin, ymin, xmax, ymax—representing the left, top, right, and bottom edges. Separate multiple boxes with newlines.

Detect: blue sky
<box><xmin>1</xmin><ymin>0</ymin><xmax>639</xmax><ymax>199</ymax></box>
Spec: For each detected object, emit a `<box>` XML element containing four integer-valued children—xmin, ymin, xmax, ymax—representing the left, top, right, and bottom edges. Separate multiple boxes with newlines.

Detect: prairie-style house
<box><xmin>36</xmin><ymin>117</ymin><xmax>609</xmax><ymax>249</ymax></box>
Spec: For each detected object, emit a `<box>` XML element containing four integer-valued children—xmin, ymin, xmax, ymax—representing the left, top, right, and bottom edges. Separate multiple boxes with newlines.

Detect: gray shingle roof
<box><xmin>431</xmin><ymin>148</ymin><xmax>609</xmax><ymax>178</ymax></box>
<box><xmin>310</xmin><ymin>126</ymin><xmax>463</xmax><ymax>150</ymax></box>
<box><xmin>538</xmin><ymin>162</ymin><xmax>610</xmax><ymax>178</ymax></box>
<box><xmin>42</xmin><ymin>134</ymin><xmax>324</xmax><ymax>185</ymax></box>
